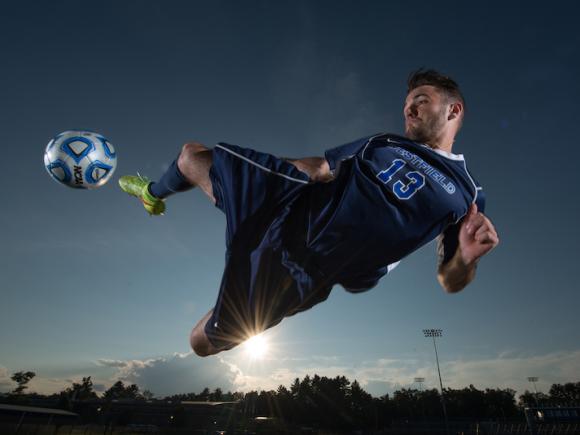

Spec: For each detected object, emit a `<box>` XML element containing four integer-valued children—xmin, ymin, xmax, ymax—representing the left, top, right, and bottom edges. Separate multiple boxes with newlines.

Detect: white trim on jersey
<box><xmin>214</xmin><ymin>144</ymin><xmax>310</xmax><ymax>185</ymax></box>
<box><xmin>449</xmin><ymin>158</ymin><xmax>482</xmax><ymax>224</ymax></box>
<box><xmin>460</xmin><ymin>158</ymin><xmax>480</xmax><ymax>204</ymax></box>
<box><xmin>382</xmin><ymin>136</ymin><xmax>466</xmax><ymax>161</ymax></box>
<box><xmin>360</xmin><ymin>134</ymin><xmax>385</xmax><ymax>160</ymax></box>
<box><xmin>359</xmin><ymin>134</ymin><xmax>467</xmax><ymax>162</ymax></box>
<box><xmin>429</xmin><ymin>147</ymin><xmax>465</xmax><ymax>161</ymax></box>
<box><xmin>387</xmin><ymin>261</ymin><xmax>401</xmax><ymax>273</ymax></box>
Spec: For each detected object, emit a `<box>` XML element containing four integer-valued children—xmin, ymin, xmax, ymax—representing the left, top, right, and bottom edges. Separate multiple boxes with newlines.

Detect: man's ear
<box><xmin>448</xmin><ymin>101</ymin><xmax>463</xmax><ymax>121</ymax></box>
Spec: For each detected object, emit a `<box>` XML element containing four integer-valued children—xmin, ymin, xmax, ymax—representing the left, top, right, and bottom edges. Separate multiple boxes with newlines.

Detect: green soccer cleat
<box><xmin>118</xmin><ymin>174</ymin><xmax>166</xmax><ymax>216</ymax></box>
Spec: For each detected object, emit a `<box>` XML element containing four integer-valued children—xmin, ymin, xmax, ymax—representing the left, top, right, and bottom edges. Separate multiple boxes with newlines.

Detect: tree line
<box><xmin>3</xmin><ymin>371</ymin><xmax>579</xmax><ymax>431</ymax></box>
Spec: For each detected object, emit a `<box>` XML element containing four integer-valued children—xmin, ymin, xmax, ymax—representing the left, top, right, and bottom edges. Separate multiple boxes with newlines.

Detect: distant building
<box><xmin>0</xmin><ymin>403</ymin><xmax>79</xmax><ymax>433</ymax></box>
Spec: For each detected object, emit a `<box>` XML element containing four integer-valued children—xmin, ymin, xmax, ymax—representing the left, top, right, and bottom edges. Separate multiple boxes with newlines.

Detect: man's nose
<box><xmin>406</xmin><ymin>104</ymin><xmax>417</xmax><ymax>118</ymax></box>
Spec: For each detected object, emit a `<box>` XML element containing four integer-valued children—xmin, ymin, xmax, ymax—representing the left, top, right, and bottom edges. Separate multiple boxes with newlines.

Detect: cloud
<box><xmin>0</xmin><ymin>366</ymin><xmax>12</xmax><ymax>391</ymax></box>
<box><xmin>4</xmin><ymin>349</ymin><xmax>579</xmax><ymax>398</ymax></box>
<box><xmin>97</xmin><ymin>352</ymin><xmax>239</xmax><ymax>397</ymax></box>
<box><xmin>222</xmin><ymin>349</ymin><xmax>580</xmax><ymax>398</ymax></box>
<box><xmin>441</xmin><ymin>350</ymin><xmax>580</xmax><ymax>394</ymax></box>
<box><xmin>97</xmin><ymin>357</ymin><xmax>164</xmax><ymax>379</ymax></box>
<box><xmin>0</xmin><ymin>367</ymin><xmax>65</xmax><ymax>395</ymax></box>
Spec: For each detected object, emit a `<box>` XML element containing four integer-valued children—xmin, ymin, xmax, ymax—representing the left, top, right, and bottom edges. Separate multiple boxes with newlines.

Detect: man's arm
<box><xmin>287</xmin><ymin>135</ymin><xmax>376</xmax><ymax>182</ymax></box>
<box><xmin>437</xmin><ymin>204</ymin><xmax>499</xmax><ymax>293</ymax></box>
<box><xmin>287</xmin><ymin>157</ymin><xmax>334</xmax><ymax>183</ymax></box>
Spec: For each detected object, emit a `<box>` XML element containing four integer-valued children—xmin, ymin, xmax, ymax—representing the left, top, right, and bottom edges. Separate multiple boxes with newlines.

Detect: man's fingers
<box><xmin>465</xmin><ymin>212</ymin><xmax>485</xmax><ymax>235</ymax></box>
<box><xmin>475</xmin><ymin>225</ymin><xmax>499</xmax><ymax>245</ymax></box>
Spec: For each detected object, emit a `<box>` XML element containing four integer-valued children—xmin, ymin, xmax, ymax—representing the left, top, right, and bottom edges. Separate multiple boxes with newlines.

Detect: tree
<box><xmin>484</xmin><ymin>387</ymin><xmax>518</xmax><ymax>420</ymax></box>
<box><xmin>275</xmin><ymin>385</ymin><xmax>294</xmax><ymax>424</ymax></box>
<box><xmin>103</xmin><ymin>380</ymin><xmax>142</xmax><ymax>401</ymax></box>
<box><xmin>64</xmin><ymin>377</ymin><xmax>98</xmax><ymax>401</ymax></box>
<box><xmin>210</xmin><ymin>387</ymin><xmax>223</xmax><ymax>401</ymax></box>
<box><xmin>349</xmin><ymin>380</ymin><xmax>374</xmax><ymax>429</ymax></box>
<box><xmin>549</xmin><ymin>382</ymin><xmax>580</xmax><ymax>403</ymax></box>
<box><xmin>393</xmin><ymin>388</ymin><xmax>426</xmax><ymax>420</ymax></box>
<box><xmin>198</xmin><ymin>387</ymin><xmax>211</xmax><ymax>401</ymax></box>
<box><xmin>445</xmin><ymin>385</ymin><xmax>486</xmax><ymax>419</ymax></box>
<box><xmin>519</xmin><ymin>390</ymin><xmax>550</xmax><ymax>407</ymax></box>
<box><xmin>142</xmin><ymin>390</ymin><xmax>155</xmax><ymax>400</ymax></box>
<box><xmin>11</xmin><ymin>371</ymin><xmax>35</xmax><ymax>395</ymax></box>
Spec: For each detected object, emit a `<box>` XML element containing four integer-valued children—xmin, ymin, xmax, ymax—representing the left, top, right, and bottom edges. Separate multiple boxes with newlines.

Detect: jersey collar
<box><xmin>383</xmin><ymin>133</ymin><xmax>466</xmax><ymax>161</ymax></box>
<box><xmin>427</xmin><ymin>146</ymin><xmax>465</xmax><ymax>161</ymax></box>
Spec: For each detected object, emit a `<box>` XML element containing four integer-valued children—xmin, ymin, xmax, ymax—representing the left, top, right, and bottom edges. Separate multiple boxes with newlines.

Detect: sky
<box><xmin>1</xmin><ymin>0</ymin><xmax>579</xmax><ymax>399</ymax></box>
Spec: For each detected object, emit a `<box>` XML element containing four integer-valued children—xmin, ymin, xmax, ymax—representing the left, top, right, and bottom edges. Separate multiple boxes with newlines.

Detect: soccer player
<box><xmin>119</xmin><ymin>69</ymin><xmax>499</xmax><ymax>357</ymax></box>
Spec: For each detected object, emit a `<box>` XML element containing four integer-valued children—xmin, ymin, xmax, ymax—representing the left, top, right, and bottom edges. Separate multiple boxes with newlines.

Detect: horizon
<box><xmin>5</xmin><ymin>370</ymin><xmax>577</xmax><ymax>402</ymax></box>
<box><xmin>1</xmin><ymin>1</ymin><xmax>579</xmax><ymax>401</ymax></box>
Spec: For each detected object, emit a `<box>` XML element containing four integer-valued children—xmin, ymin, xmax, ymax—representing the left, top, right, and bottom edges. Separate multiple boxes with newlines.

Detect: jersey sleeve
<box><xmin>324</xmin><ymin>135</ymin><xmax>375</xmax><ymax>174</ymax></box>
<box><xmin>438</xmin><ymin>188</ymin><xmax>486</xmax><ymax>266</ymax></box>
<box><xmin>338</xmin><ymin>266</ymin><xmax>388</xmax><ymax>293</ymax></box>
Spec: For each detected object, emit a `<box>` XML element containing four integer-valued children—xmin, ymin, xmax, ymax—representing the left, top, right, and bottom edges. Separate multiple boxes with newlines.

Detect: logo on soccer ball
<box><xmin>44</xmin><ymin>130</ymin><xmax>117</xmax><ymax>189</ymax></box>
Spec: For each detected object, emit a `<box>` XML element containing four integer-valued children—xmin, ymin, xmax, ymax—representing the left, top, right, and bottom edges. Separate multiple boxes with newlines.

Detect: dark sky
<box><xmin>1</xmin><ymin>1</ymin><xmax>579</xmax><ymax>396</ymax></box>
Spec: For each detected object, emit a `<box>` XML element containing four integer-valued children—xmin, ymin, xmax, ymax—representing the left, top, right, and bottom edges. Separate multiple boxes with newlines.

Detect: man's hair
<box><xmin>407</xmin><ymin>68</ymin><xmax>466</xmax><ymax>115</ymax></box>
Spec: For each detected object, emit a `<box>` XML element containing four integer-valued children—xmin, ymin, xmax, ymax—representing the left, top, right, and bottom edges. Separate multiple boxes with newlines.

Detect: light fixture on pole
<box><xmin>414</xmin><ymin>376</ymin><xmax>427</xmax><ymax>420</ymax></box>
<box><xmin>423</xmin><ymin>328</ymin><xmax>449</xmax><ymax>435</ymax></box>
<box><xmin>414</xmin><ymin>377</ymin><xmax>425</xmax><ymax>392</ymax></box>
<box><xmin>527</xmin><ymin>377</ymin><xmax>539</xmax><ymax>405</ymax></box>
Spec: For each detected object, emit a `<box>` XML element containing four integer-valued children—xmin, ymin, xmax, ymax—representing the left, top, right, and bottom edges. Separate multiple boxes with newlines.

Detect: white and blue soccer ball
<box><xmin>44</xmin><ymin>130</ymin><xmax>117</xmax><ymax>189</ymax></box>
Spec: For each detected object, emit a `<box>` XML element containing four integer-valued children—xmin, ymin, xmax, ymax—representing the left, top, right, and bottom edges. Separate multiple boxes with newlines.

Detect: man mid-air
<box><xmin>119</xmin><ymin>69</ymin><xmax>499</xmax><ymax>357</ymax></box>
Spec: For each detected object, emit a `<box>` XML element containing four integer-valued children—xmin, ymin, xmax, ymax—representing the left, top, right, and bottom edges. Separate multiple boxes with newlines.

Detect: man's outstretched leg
<box><xmin>120</xmin><ymin>142</ymin><xmax>221</xmax><ymax>356</ymax></box>
<box><xmin>120</xmin><ymin>141</ymin><xmax>317</xmax><ymax>357</ymax></box>
<box><xmin>119</xmin><ymin>142</ymin><xmax>215</xmax><ymax>214</ymax></box>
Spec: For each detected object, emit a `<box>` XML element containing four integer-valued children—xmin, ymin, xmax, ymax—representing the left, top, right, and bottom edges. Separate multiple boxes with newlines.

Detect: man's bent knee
<box><xmin>181</xmin><ymin>142</ymin><xmax>208</xmax><ymax>157</ymax></box>
<box><xmin>190</xmin><ymin>327</ymin><xmax>214</xmax><ymax>357</ymax></box>
<box><xmin>177</xmin><ymin>142</ymin><xmax>215</xmax><ymax>202</ymax></box>
<box><xmin>178</xmin><ymin>142</ymin><xmax>209</xmax><ymax>173</ymax></box>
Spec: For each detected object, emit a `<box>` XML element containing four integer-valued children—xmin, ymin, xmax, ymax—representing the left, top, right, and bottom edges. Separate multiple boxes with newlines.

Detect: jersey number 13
<box><xmin>377</xmin><ymin>159</ymin><xmax>425</xmax><ymax>200</ymax></box>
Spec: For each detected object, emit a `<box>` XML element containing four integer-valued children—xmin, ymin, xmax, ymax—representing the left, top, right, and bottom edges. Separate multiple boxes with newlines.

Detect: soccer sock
<box><xmin>149</xmin><ymin>159</ymin><xmax>194</xmax><ymax>199</ymax></box>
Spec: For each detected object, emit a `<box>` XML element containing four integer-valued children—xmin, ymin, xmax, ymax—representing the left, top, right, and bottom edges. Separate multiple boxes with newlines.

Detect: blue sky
<box><xmin>1</xmin><ymin>0</ymin><xmax>579</xmax><ymax>398</ymax></box>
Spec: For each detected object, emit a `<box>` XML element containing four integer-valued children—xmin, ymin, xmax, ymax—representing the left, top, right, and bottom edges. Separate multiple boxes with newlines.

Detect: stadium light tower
<box><xmin>414</xmin><ymin>377</ymin><xmax>425</xmax><ymax>392</ymax></box>
<box><xmin>423</xmin><ymin>328</ymin><xmax>449</xmax><ymax>435</ymax></box>
<box><xmin>527</xmin><ymin>377</ymin><xmax>539</xmax><ymax>405</ymax></box>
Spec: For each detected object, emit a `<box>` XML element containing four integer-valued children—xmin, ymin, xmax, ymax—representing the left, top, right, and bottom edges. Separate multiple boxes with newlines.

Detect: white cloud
<box><xmin>97</xmin><ymin>357</ymin><xmax>164</xmax><ymax>380</ymax></box>
<box><xmin>0</xmin><ymin>366</ymin><xmax>12</xmax><ymax>391</ymax></box>
<box><xmin>15</xmin><ymin>372</ymin><xmax>111</xmax><ymax>396</ymax></box>
<box><xmin>440</xmin><ymin>350</ymin><xmax>580</xmax><ymax>394</ymax></box>
<box><xmin>27</xmin><ymin>377</ymin><xmax>74</xmax><ymax>395</ymax></box>
<box><xmin>96</xmin><ymin>352</ymin><xmax>239</xmax><ymax>397</ymax></box>
<box><xmin>222</xmin><ymin>349</ymin><xmax>580</xmax><ymax>397</ymax></box>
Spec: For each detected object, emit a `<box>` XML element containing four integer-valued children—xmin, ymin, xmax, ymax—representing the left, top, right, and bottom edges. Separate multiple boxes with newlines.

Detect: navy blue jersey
<box><xmin>287</xmin><ymin>133</ymin><xmax>485</xmax><ymax>292</ymax></box>
<box><xmin>204</xmin><ymin>136</ymin><xmax>486</xmax><ymax>349</ymax></box>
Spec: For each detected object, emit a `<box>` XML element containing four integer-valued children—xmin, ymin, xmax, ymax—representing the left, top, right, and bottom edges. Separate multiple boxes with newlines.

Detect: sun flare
<box><xmin>244</xmin><ymin>334</ymin><xmax>269</xmax><ymax>359</ymax></box>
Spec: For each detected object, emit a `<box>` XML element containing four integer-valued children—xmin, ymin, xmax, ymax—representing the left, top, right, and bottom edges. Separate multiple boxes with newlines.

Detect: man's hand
<box><xmin>437</xmin><ymin>204</ymin><xmax>499</xmax><ymax>293</ymax></box>
<box><xmin>458</xmin><ymin>203</ymin><xmax>499</xmax><ymax>266</ymax></box>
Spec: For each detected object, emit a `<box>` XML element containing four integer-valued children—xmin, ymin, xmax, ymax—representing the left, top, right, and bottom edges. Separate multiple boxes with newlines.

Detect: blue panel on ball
<box><xmin>46</xmin><ymin>160</ymin><xmax>72</xmax><ymax>183</ymax></box>
<box><xmin>60</xmin><ymin>136</ymin><xmax>95</xmax><ymax>163</ymax></box>
<box><xmin>47</xmin><ymin>132</ymin><xmax>65</xmax><ymax>150</ymax></box>
<box><xmin>98</xmin><ymin>136</ymin><xmax>116</xmax><ymax>158</ymax></box>
<box><xmin>85</xmin><ymin>160</ymin><xmax>113</xmax><ymax>184</ymax></box>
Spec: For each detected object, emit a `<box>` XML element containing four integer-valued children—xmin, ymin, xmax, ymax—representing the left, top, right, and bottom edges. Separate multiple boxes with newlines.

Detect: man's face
<box><xmin>404</xmin><ymin>85</ymin><xmax>448</xmax><ymax>143</ymax></box>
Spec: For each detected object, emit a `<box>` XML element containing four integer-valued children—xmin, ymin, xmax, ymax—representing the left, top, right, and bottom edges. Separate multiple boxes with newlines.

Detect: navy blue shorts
<box><xmin>204</xmin><ymin>143</ymin><xmax>323</xmax><ymax>350</ymax></box>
